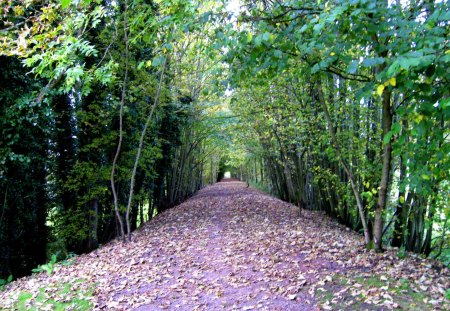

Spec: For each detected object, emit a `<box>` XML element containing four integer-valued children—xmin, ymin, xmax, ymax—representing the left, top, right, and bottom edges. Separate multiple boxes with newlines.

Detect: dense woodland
<box><xmin>0</xmin><ymin>0</ymin><xmax>449</xmax><ymax>281</ymax></box>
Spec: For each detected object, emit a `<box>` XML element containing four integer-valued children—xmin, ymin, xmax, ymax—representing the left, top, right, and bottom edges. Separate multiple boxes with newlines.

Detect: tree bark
<box><xmin>392</xmin><ymin>124</ymin><xmax>409</xmax><ymax>247</ymax></box>
<box><xmin>373</xmin><ymin>88</ymin><xmax>393</xmax><ymax>252</ymax></box>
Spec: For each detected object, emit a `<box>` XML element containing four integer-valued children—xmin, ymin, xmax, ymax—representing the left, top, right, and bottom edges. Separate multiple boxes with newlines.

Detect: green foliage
<box><xmin>46</xmin><ymin>238</ymin><xmax>69</xmax><ymax>262</ymax></box>
<box><xmin>1</xmin><ymin>56</ymin><xmax>49</xmax><ymax>279</ymax></box>
<box><xmin>61</xmin><ymin>0</ymin><xmax>71</xmax><ymax>9</ymax></box>
<box><xmin>30</xmin><ymin>250</ymin><xmax>76</xmax><ymax>276</ymax></box>
<box><xmin>397</xmin><ymin>246</ymin><xmax>407</xmax><ymax>259</ymax></box>
<box><xmin>32</xmin><ymin>255</ymin><xmax>58</xmax><ymax>275</ymax></box>
<box><xmin>317</xmin><ymin>274</ymin><xmax>434</xmax><ymax>311</ymax></box>
<box><xmin>366</xmin><ymin>241</ymin><xmax>375</xmax><ymax>251</ymax></box>
<box><xmin>0</xmin><ymin>274</ymin><xmax>13</xmax><ymax>291</ymax></box>
<box><xmin>16</xmin><ymin>280</ymin><xmax>94</xmax><ymax>310</ymax></box>
<box><xmin>17</xmin><ymin>292</ymin><xmax>33</xmax><ymax>309</ymax></box>
<box><xmin>249</xmin><ymin>181</ymin><xmax>272</xmax><ymax>195</ymax></box>
<box><xmin>219</xmin><ymin>0</ymin><xmax>449</xmax><ymax>257</ymax></box>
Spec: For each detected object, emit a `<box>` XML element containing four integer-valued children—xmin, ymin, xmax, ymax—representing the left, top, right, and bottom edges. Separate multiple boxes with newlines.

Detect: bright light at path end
<box><xmin>224</xmin><ymin>171</ymin><xmax>231</xmax><ymax>178</ymax></box>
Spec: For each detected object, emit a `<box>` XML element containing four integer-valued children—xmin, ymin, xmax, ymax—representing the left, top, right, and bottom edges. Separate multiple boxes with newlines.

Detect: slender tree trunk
<box><xmin>273</xmin><ymin>128</ymin><xmax>296</xmax><ymax>203</ymax></box>
<box><xmin>173</xmin><ymin>143</ymin><xmax>187</xmax><ymax>204</ymax></box>
<box><xmin>210</xmin><ymin>157</ymin><xmax>214</xmax><ymax>184</ymax></box>
<box><xmin>139</xmin><ymin>200</ymin><xmax>144</xmax><ymax>226</ymax></box>
<box><xmin>422</xmin><ymin>202</ymin><xmax>434</xmax><ymax>255</ymax></box>
<box><xmin>392</xmin><ymin>123</ymin><xmax>409</xmax><ymax>247</ymax></box>
<box><xmin>434</xmin><ymin>217</ymin><xmax>448</xmax><ymax>259</ymax></box>
<box><xmin>88</xmin><ymin>198</ymin><xmax>98</xmax><ymax>250</ymax></box>
<box><xmin>373</xmin><ymin>88</ymin><xmax>393</xmax><ymax>252</ymax></box>
<box><xmin>254</xmin><ymin>158</ymin><xmax>258</xmax><ymax>183</ymax></box>
<box><xmin>125</xmin><ymin>58</ymin><xmax>166</xmax><ymax>242</ymax></box>
<box><xmin>260</xmin><ymin>158</ymin><xmax>264</xmax><ymax>183</ymax></box>
<box><xmin>110</xmin><ymin>5</ymin><xmax>129</xmax><ymax>242</ymax></box>
<box><xmin>169</xmin><ymin>146</ymin><xmax>179</xmax><ymax>204</ymax></box>
<box><xmin>316</xmin><ymin>76</ymin><xmax>371</xmax><ymax>245</ymax></box>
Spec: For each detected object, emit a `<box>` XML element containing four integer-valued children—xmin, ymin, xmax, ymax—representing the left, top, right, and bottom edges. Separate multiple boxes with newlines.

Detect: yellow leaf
<box><xmin>399</xmin><ymin>196</ymin><xmax>405</xmax><ymax>204</ymax></box>
<box><xmin>415</xmin><ymin>114</ymin><xmax>424</xmax><ymax>123</ymax></box>
<box><xmin>389</xmin><ymin>77</ymin><xmax>396</xmax><ymax>86</ymax></box>
<box><xmin>377</xmin><ymin>84</ymin><xmax>385</xmax><ymax>96</ymax></box>
<box><xmin>246</xmin><ymin>32</ymin><xmax>252</xmax><ymax>43</ymax></box>
<box><xmin>330</xmin><ymin>52</ymin><xmax>335</xmax><ymax>56</ymax></box>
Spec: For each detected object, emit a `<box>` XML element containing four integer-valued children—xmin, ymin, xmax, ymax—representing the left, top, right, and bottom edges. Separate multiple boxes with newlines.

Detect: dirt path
<box><xmin>1</xmin><ymin>181</ymin><xmax>449</xmax><ymax>310</ymax></box>
<box><xmin>106</xmin><ymin>181</ymin><xmax>322</xmax><ymax>310</ymax></box>
<box><xmin>127</xmin><ymin>182</ymin><xmax>320</xmax><ymax>310</ymax></box>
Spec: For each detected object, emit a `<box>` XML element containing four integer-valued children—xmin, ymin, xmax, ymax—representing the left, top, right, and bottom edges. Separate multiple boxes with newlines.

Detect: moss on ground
<box><xmin>315</xmin><ymin>273</ymin><xmax>441</xmax><ymax>310</ymax></box>
<box><xmin>16</xmin><ymin>279</ymin><xmax>94</xmax><ymax>311</ymax></box>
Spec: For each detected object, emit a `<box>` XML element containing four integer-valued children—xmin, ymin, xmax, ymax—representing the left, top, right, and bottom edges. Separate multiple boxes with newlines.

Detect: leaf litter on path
<box><xmin>1</xmin><ymin>181</ymin><xmax>449</xmax><ymax>310</ymax></box>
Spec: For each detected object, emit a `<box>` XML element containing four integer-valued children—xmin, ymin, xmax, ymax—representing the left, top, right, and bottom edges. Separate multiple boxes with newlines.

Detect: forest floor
<box><xmin>1</xmin><ymin>181</ymin><xmax>449</xmax><ymax>310</ymax></box>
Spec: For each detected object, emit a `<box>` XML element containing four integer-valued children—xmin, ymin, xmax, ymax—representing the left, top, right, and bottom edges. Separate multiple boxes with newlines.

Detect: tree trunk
<box><xmin>373</xmin><ymin>88</ymin><xmax>393</xmax><ymax>252</ymax></box>
<box><xmin>110</xmin><ymin>4</ymin><xmax>129</xmax><ymax>242</ymax></box>
<box><xmin>88</xmin><ymin>197</ymin><xmax>98</xmax><ymax>250</ymax></box>
<box><xmin>125</xmin><ymin>58</ymin><xmax>166</xmax><ymax>242</ymax></box>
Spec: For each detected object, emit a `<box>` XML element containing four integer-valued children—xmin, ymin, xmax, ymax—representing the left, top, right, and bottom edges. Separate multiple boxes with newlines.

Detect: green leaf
<box><xmin>421</xmin><ymin>174</ymin><xmax>430</xmax><ymax>180</ymax></box>
<box><xmin>313</xmin><ymin>23</ymin><xmax>323</xmax><ymax>34</ymax></box>
<box><xmin>387</xmin><ymin>61</ymin><xmax>401</xmax><ymax>77</ymax></box>
<box><xmin>152</xmin><ymin>55</ymin><xmax>166</xmax><ymax>67</ymax></box>
<box><xmin>246</xmin><ymin>32</ymin><xmax>252</xmax><ymax>43</ymax></box>
<box><xmin>299</xmin><ymin>25</ymin><xmax>308</xmax><ymax>33</ymax></box>
<box><xmin>274</xmin><ymin>50</ymin><xmax>282</xmax><ymax>59</ymax></box>
<box><xmin>441</xmin><ymin>98</ymin><xmax>450</xmax><ymax>108</ymax></box>
<box><xmin>398</xmin><ymin>57</ymin><xmax>421</xmax><ymax>70</ymax></box>
<box><xmin>391</xmin><ymin>122</ymin><xmax>401</xmax><ymax>135</ymax></box>
<box><xmin>361</xmin><ymin>57</ymin><xmax>385</xmax><ymax>68</ymax></box>
<box><xmin>347</xmin><ymin>60</ymin><xmax>358</xmax><ymax>74</ymax></box>
<box><xmin>362</xmin><ymin>191</ymin><xmax>373</xmax><ymax>200</ymax></box>
<box><xmin>311</xmin><ymin>63</ymin><xmax>321</xmax><ymax>74</ymax></box>
<box><xmin>383</xmin><ymin>130</ymin><xmax>393</xmax><ymax>144</ymax></box>
<box><xmin>61</xmin><ymin>0</ymin><xmax>71</xmax><ymax>8</ymax></box>
<box><xmin>254</xmin><ymin>34</ymin><xmax>262</xmax><ymax>47</ymax></box>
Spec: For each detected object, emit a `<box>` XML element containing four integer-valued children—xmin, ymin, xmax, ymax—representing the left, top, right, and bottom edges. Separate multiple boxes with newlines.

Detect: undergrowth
<box><xmin>315</xmin><ymin>273</ymin><xmax>443</xmax><ymax>310</ymax></box>
<box><xmin>16</xmin><ymin>279</ymin><xmax>94</xmax><ymax>310</ymax></box>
